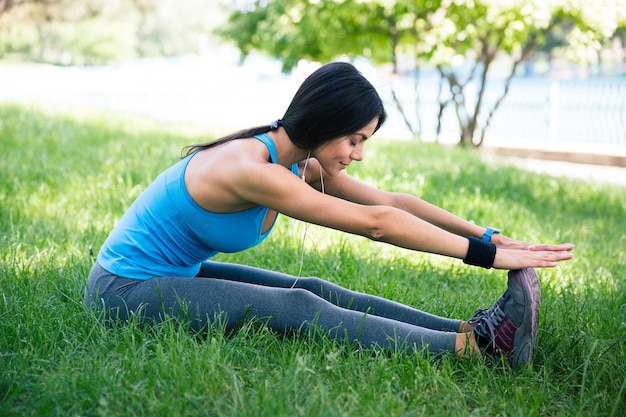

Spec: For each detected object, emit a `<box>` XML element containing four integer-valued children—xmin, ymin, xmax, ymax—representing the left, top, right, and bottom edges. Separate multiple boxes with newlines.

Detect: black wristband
<box><xmin>463</xmin><ymin>236</ymin><xmax>496</xmax><ymax>269</ymax></box>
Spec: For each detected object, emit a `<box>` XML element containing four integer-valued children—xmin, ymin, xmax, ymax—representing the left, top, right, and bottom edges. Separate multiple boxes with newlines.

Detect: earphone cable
<box><xmin>293</xmin><ymin>151</ymin><xmax>322</xmax><ymax>287</ymax></box>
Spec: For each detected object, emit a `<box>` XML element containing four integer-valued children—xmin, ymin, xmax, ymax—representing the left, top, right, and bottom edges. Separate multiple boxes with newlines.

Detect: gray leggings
<box><xmin>85</xmin><ymin>261</ymin><xmax>460</xmax><ymax>356</ymax></box>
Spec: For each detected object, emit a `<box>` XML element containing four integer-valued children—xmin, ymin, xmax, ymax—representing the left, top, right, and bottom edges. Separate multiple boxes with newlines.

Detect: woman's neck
<box><xmin>266</xmin><ymin>127</ymin><xmax>310</xmax><ymax>168</ymax></box>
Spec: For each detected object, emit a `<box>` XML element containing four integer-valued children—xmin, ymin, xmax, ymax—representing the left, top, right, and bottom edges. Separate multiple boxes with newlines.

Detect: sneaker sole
<box><xmin>509</xmin><ymin>268</ymin><xmax>540</xmax><ymax>370</ymax></box>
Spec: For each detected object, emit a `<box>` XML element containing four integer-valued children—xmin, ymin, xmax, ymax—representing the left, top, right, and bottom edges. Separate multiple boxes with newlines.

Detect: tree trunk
<box><xmin>477</xmin><ymin>22</ymin><xmax>556</xmax><ymax>145</ymax></box>
<box><xmin>388</xmin><ymin>22</ymin><xmax>422</xmax><ymax>140</ymax></box>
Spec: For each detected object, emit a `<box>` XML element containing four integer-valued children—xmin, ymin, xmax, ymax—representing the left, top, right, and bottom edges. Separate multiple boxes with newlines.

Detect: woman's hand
<box><xmin>492</xmin><ymin>233</ymin><xmax>574</xmax><ymax>253</ymax></box>
<box><xmin>491</xmin><ymin>245</ymin><xmax>574</xmax><ymax>270</ymax></box>
<box><xmin>488</xmin><ymin>233</ymin><xmax>574</xmax><ymax>269</ymax></box>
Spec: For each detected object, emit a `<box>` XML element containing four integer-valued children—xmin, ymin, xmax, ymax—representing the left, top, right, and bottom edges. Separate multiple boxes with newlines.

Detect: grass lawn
<box><xmin>1</xmin><ymin>103</ymin><xmax>625</xmax><ymax>416</ymax></box>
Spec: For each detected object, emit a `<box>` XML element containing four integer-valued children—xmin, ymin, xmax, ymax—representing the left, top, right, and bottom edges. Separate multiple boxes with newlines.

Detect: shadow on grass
<box><xmin>1</xmin><ymin>103</ymin><xmax>625</xmax><ymax>416</ymax></box>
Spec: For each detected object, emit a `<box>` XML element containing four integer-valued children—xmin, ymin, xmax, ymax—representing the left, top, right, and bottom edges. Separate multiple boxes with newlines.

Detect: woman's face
<box><xmin>313</xmin><ymin>118</ymin><xmax>379</xmax><ymax>177</ymax></box>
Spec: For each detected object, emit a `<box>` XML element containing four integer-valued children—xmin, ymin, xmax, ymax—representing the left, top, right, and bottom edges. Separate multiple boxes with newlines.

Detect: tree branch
<box><xmin>478</xmin><ymin>19</ymin><xmax>562</xmax><ymax>145</ymax></box>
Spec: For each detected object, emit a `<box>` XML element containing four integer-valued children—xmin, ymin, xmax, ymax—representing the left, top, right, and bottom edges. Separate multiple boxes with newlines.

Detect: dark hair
<box><xmin>182</xmin><ymin>62</ymin><xmax>386</xmax><ymax>157</ymax></box>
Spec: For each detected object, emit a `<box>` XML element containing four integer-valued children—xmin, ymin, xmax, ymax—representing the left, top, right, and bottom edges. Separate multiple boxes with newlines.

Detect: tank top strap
<box><xmin>253</xmin><ymin>133</ymin><xmax>278</xmax><ymax>163</ymax></box>
<box><xmin>253</xmin><ymin>133</ymin><xmax>300</xmax><ymax>177</ymax></box>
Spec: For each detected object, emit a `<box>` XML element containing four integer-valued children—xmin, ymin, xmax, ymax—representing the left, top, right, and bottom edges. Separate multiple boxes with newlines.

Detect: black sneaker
<box><xmin>469</xmin><ymin>268</ymin><xmax>541</xmax><ymax>370</ymax></box>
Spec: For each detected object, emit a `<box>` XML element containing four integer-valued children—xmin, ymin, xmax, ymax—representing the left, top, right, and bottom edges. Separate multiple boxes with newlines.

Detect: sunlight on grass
<box><xmin>1</xmin><ymin>103</ymin><xmax>625</xmax><ymax>417</ymax></box>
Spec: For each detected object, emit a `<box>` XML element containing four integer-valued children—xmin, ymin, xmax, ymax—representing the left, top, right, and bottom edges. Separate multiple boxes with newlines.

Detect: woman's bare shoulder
<box><xmin>184</xmin><ymin>138</ymin><xmax>273</xmax><ymax>212</ymax></box>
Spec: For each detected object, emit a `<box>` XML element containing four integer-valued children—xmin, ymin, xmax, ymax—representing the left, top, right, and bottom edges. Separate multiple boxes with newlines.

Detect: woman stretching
<box><xmin>85</xmin><ymin>62</ymin><xmax>574</xmax><ymax>369</ymax></box>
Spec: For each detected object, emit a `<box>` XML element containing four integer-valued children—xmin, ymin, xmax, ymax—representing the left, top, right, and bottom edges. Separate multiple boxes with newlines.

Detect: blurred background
<box><xmin>0</xmin><ymin>0</ymin><xmax>625</xmax><ymax>168</ymax></box>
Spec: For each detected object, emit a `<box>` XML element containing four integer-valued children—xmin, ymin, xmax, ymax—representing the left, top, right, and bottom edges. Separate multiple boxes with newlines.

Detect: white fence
<box><xmin>388</xmin><ymin>74</ymin><xmax>626</xmax><ymax>146</ymax></box>
<box><xmin>484</xmin><ymin>78</ymin><xmax>625</xmax><ymax>145</ymax></box>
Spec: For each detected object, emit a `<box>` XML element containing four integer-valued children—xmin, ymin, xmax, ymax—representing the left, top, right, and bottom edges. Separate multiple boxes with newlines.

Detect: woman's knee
<box><xmin>278</xmin><ymin>287</ymin><xmax>333</xmax><ymax>315</ymax></box>
<box><xmin>296</xmin><ymin>276</ymin><xmax>332</xmax><ymax>295</ymax></box>
<box><xmin>296</xmin><ymin>276</ymin><xmax>357</xmax><ymax>308</ymax></box>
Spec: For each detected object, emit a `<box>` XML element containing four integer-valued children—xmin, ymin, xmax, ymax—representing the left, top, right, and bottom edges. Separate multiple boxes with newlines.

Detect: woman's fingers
<box><xmin>498</xmin><ymin>237</ymin><xmax>575</xmax><ymax>252</ymax></box>
<box><xmin>491</xmin><ymin>236</ymin><xmax>574</xmax><ymax>269</ymax></box>
<box><xmin>493</xmin><ymin>248</ymin><xmax>574</xmax><ymax>270</ymax></box>
<box><xmin>526</xmin><ymin>243</ymin><xmax>575</xmax><ymax>252</ymax></box>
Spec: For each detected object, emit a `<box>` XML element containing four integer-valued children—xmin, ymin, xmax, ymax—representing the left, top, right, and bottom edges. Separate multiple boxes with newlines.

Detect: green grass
<box><xmin>1</xmin><ymin>103</ymin><xmax>625</xmax><ymax>416</ymax></box>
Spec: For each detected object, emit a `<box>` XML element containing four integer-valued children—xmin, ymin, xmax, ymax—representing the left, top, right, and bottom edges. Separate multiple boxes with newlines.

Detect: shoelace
<box><xmin>468</xmin><ymin>295</ymin><xmax>505</xmax><ymax>325</ymax></box>
<box><xmin>474</xmin><ymin>303</ymin><xmax>507</xmax><ymax>350</ymax></box>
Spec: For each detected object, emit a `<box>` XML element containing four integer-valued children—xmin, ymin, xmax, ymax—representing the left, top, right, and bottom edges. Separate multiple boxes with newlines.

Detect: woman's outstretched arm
<box><xmin>317</xmin><ymin>166</ymin><xmax>572</xmax><ymax>250</ymax></box>
<box><xmin>233</xmin><ymin>161</ymin><xmax>574</xmax><ymax>270</ymax></box>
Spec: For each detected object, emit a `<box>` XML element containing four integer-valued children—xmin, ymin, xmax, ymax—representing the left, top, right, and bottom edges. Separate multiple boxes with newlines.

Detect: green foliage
<box><xmin>218</xmin><ymin>0</ymin><xmax>367</xmax><ymax>70</ymax></box>
<box><xmin>49</xmin><ymin>18</ymin><xmax>135</xmax><ymax>65</ymax></box>
<box><xmin>0</xmin><ymin>0</ymin><xmax>226</xmax><ymax>64</ymax></box>
<box><xmin>216</xmin><ymin>0</ymin><xmax>441</xmax><ymax>71</ymax></box>
<box><xmin>0</xmin><ymin>0</ymin><xmax>134</xmax><ymax>64</ymax></box>
<box><xmin>0</xmin><ymin>22</ymin><xmax>39</xmax><ymax>59</ymax></box>
<box><xmin>217</xmin><ymin>0</ymin><xmax>625</xmax><ymax>145</ymax></box>
<box><xmin>1</xmin><ymin>104</ymin><xmax>625</xmax><ymax>416</ymax></box>
<box><xmin>217</xmin><ymin>0</ymin><xmax>625</xmax><ymax>70</ymax></box>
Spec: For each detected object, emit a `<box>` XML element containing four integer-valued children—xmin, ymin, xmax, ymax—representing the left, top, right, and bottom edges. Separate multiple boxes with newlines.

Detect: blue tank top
<box><xmin>97</xmin><ymin>134</ymin><xmax>300</xmax><ymax>280</ymax></box>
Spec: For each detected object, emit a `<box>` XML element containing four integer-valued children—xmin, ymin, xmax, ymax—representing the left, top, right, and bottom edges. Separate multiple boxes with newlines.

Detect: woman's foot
<box><xmin>469</xmin><ymin>268</ymin><xmax>541</xmax><ymax>370</ymax></box>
